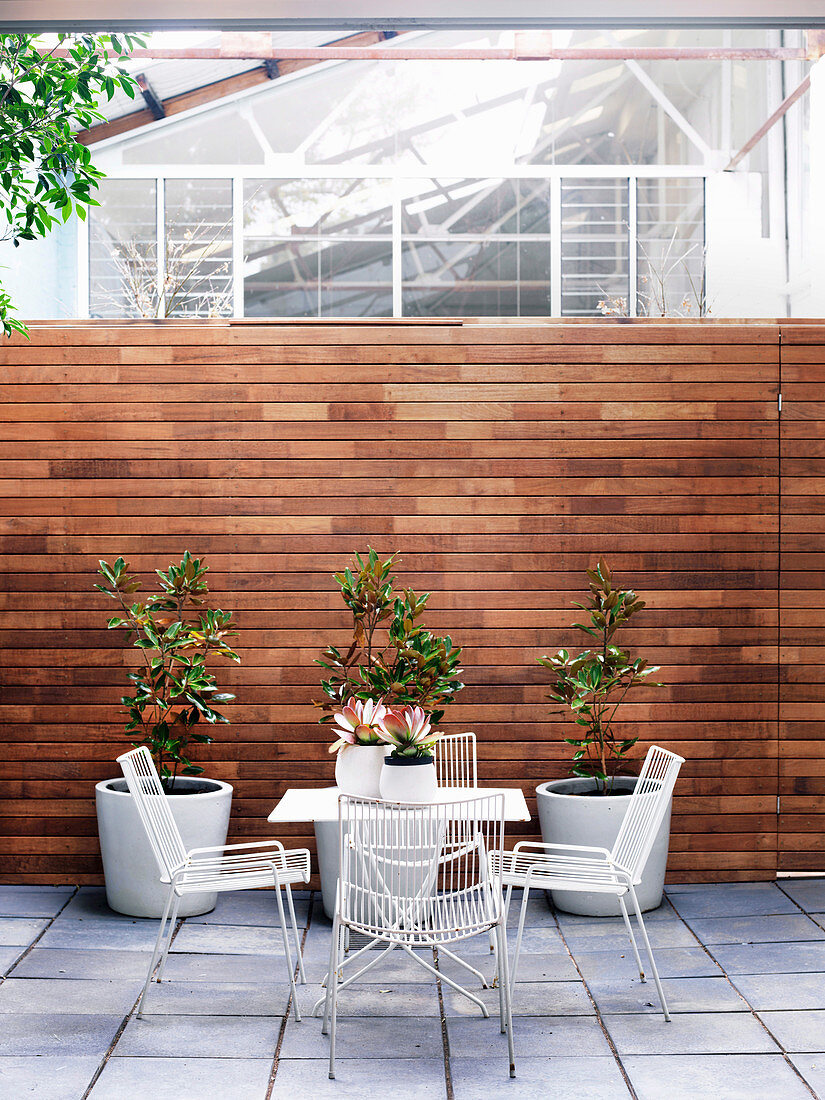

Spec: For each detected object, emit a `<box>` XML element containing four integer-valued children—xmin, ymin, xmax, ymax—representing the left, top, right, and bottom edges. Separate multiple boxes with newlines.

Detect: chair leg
<box><xmin>494</xmin><ymin>883</ymin><xmax>513</xmax><ymax>953</ymax></box>
<box><xmin>495</xmin><ymin>920</ymin><xmax>516</xmax><ymax>1078</ymax></box>
<box><xmin>274</xmin><ymin>877</ymin><xmax>302</xmax><ymax>1023</ymax></box>
<box><xmin>328</xmin><ymin>923</ymin><xmax>342</xmax><ymax>1081</ymax></box>
<box><xmin>510</xmin><ymin>884</ymin><xmax>531</xmax><ymax>999</ymax></box>
<box><xmin>628</xmin><ymin>886</ymin><xmax>671</xmax><ymax>1023</ymax></box>
<box><xmin>321</xmin><ymin>913</ymin><xmax>341</xmax><ymax>1034</ymax></box>
<box><xmin>156</xmin><ymin>893</ymin><xmax>181</xmax><ymax>982</ymax></box>
<box><xmin>492</xmin><ymin>923</ymin><xmax>506</xmax><ymax>1030</ymax></box>
<box><xmin>284</xmin><ymin>884</ymin><xmax>306</xmax><ymax>984</ymax></box>
<box><xmin>137</xmin><ymin>884</ymin><xmax>175</xmax><ymax>1018</ymax></box>
<box><xmin>618</xmin><ymin>893</ymin><xmax>645</xmax><ymax>982</ymax></box>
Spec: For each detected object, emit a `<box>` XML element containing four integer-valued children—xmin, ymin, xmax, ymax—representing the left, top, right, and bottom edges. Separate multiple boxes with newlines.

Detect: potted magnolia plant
<box><xmin>94</xmin><ymin>553</ymin><xmax>239</xmax><ymax>918</ymax></box>
<box><xmin>535</xmin><ymin>560</ymin><xmax>669</xmax><ymax>915</ymax></box>
<box><xmin>317</xmin><ymin>548</ymin><xmax>463</xmax><ymax>798</ymax></box>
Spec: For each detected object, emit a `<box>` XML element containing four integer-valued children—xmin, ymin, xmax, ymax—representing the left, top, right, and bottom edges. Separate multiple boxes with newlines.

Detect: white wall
<box><xmin>705</xmin><ymin>172</ymin><xmax>788</xmax><ymax>317</ymax></box>
<box><xmin>0</xmin><ymin>221</ymin><xmax>80</xmax><ymax>322</ymax></box>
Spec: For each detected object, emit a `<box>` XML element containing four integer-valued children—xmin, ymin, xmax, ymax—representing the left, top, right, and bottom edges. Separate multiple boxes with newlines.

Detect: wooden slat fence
<box><xmin>0</xmin><ymin>318</ymin><xmax>810</xmax><ymax>884</ymax></box>
<box><xmin>779</xmin><ymin>324</ymin><xmax>825</xmax><ymax>873</ymax></box>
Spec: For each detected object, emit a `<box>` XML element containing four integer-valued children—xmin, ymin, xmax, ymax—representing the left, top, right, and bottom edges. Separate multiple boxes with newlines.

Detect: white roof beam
<box><xmin>4</xmin><ymin>2</ymin><xmax>825</xmax><ymax>30</ymax></box>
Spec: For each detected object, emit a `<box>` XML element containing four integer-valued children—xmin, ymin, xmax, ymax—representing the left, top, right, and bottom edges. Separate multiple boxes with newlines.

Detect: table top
<box><xmin>268</xmin><ymin>785</ymin><xmax>531</xmax><ymax>824</ymax></box>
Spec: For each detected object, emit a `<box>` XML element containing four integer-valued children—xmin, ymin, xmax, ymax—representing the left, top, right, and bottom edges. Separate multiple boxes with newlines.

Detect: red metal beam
<box><xmin>725</xmin><ymin>72</ymin><xmax>812</xmax><ymax>171</ymax></box>
<box><xmin>50</xmin><ymin>42</ymin><xmax>810</xmax><ymax>62</ymax></box>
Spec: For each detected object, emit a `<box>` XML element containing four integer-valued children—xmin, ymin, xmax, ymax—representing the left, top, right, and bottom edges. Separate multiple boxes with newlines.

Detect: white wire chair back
<box><xmin>611</xmin><ymin>745</ymin><xmax>685</xmax><ymax>882</ymax></box>
<box><xmin>338</xmin><ymin>792</ymin><xmax>505</xmax><ymax>946</ymax></box>
<box><xmin>434</xmin><ymin>731</ymin><xmax>478</xmax><ymax>788</ymax></box>
<box><xmin>118</xmin><ymin>747</ymin><xmax>187</xmax><ymax>881</ymax></box>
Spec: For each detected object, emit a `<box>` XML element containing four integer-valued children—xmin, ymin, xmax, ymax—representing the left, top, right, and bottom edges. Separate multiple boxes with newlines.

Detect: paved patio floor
<box><xmin>1</xmin><ymin>880</ymin><xmax>824</xmax><ymax>1099</ymax></box>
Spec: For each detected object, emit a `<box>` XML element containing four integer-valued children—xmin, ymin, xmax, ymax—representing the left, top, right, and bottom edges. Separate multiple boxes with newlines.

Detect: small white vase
<box><xmin>379</xmin><ymin>755</ymin><xmax>438</xmax><ymax>802</ymax></box>
<box><xmin>334</xmin><ymin>743</ymin><xmax>387</xmax><ymax>798</ymax></box>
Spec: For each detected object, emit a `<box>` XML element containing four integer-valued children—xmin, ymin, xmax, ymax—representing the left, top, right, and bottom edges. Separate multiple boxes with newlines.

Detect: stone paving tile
<box><xmin>0</xmin><ymin>946</ymin><xmax>24</xmax><ymax>975</ymax></box>
<box><xmin>586</xmin><ymin>975</ymin><xmax>748</xmax><ymax>1015</ymax></box>
<box><xmin>0</xmin><ymin>1055</ymin><xmax>100</xmax><ymax>1100</ymax></box>
<box><xmin>296</xmin><ymin>981</ymin><xmax>439</xmax><ymax>1018</ymax></box>
<box><xmin>140</xmin><ymin>980</ymin><xmax>292</xmax><ymax>1016</ymax></box>
<box><xmin>185</xmin><ymin>891</ymin><xmax>311</xmax><ymax>928</ymax></box>
<box><xmin>557</xmin><ymin>899</ymin><xmax>682</xmax><ymax>929</ymax></box>
<box><xmin>0</xmin><ymin>1013</ymin><xmax>123</xmax><ymax>1058</ymax></box>
<box><xmin>758</xmin><ymin>1009</ymin><xmax>825</xmax><ymax>1053</ymax></box>
<box><xmin>623</xmin><ymin>1054</ymin><xmax>813</xmax><ymax>1100</ymax></box>
<box><xmin>666</xmin><ymin>884</ymin><xmax>798</xmax><ymax>919</ymax></box>
<box><xmin>777</xmin><ymin>878</ymin><xmax>825</xmax><ymax>912</ymax></box>
<box><xmin>0</xmin><ymin>886</ymin><xmax>73</xmax><ymax>918</ymax></box>
<box><xmin>37</xmin><ymin>917</ymin><xmax>161</xmax><ymax>952</ymax></box>
<box><xmin>445</xmin><ymin>980</ymin><xmax>594</xmax><ymax>1018</ymax></box>
<box><xmin>301</xmin><ymin>947</ymin><xmax>430</xmax><ymax>987</ymax></box>
<box><xmin>451</xmin><ymin>1055</ymin><xmax>630</xmax><ymax>1099</ymax></box>
<box><xmin>161</xmin><ymin>950</ymin><xmax>296</xmax><ymax>984</ymax></box>
<box><xmin>272</xmin><ymin>1056</ymin><xmax>446</xmax><ymax>1097</ymax></box>
<box><xmin>170</xmin><ymin>922</ymin><xmax>291</xmax><ymax>956</ymax></box>
<box><xmin>58</xmin><ymin>887</ymin><xmax>117</xmax><ymax>920</ymax></box>
<box><xmin>11</xmin><ymin>947</ymin><xmax>152</xmax><ymax>980</ymax></box>
<box><xmin>89</xmin><ymin>1056</ymin><xmax>273</xmax><ymax>1100</ymax></box>
<box><xmin>731</xmin><ymin>972</ymin><xmax>825</xmax><ymax>1011</ymax></box>
<box><xmin>279</xmin><ymin>1015</ymin><xmax>443</xmax><ymax>1058</ymax></box>
<box><xmin>789</xmin><ymin>1054</ymin><xmax>825</xmax><ymax>1096</ymax></box>
<box><xmin>684</xmin><ymin>913</ymin><xmax>825</xmax><ymax>945</ymax></box>
<box><xmin>473</xmin><ymin>948</ymin><xmax>581</xmax><ymax>984</ymax></box>
<box><xmin>0</xmin><ymin>977</ymin><xmax>141</xmax><ymax>1015</ymax></box>
<box><xmin>602</xmin><ymin>1011</ymin><xmax>780</xmax><ymax>1056</ymax></box>
<box><xmin>114</xmin><ymin>1013</ymin><xmax>282</xmax><ymax>1058</ymax></box>
<box><xmin>710</xmin><ymin>940</ymin><xmax>825</xmax><ymax>975</ymax></box>
<box><xmin>562</xmin><ymin>923</ymin><xmax>700</xmax><ymax>952</ymax></box>
<box><xmin>447</xmin><ymin>1013</ymin><xmax>612</xmax><ymax>1058</ymax></box>
<box><xmin>572</xmin><ymin>947</ymin><xmax>722</xmax><ymax>982</ymax></box>
<box><xmin>460</xmin><ymin>926</ymin><xmax>568</xmax><ymax>956</ymax></box>
<box><xmin>0</xmin><ymin>917</ymin><xmax>50</xmax><ymax>946</ymax></box>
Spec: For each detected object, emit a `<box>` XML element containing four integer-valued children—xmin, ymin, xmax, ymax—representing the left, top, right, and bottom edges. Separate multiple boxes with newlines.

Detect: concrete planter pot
<box><xmin>535</xmin><ymin>776</ymin><xmax>673</xmax><ymax>916</ymax></box>
<box><xmin>95</xmin><ymin>775</ymin><xmax>233</xmax><ymax>918</ymax></box>
<box><xmin>334</xmin><ymin>743</ymin><xmax>388</xmax><ymax>798</ymax></box>
<box><xmin>379</xmin><ymin>754</ymin><xmax>438</xmax><ymax>802</ymax></box>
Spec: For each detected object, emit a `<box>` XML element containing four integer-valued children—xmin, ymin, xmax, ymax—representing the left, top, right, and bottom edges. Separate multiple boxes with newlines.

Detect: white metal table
<box><xmin>268</xmin><ymin>785</ymin><xmax>531</xmax><ymax>919</ymax></box>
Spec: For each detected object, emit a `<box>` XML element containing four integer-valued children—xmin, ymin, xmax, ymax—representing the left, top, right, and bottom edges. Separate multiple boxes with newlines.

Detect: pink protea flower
<box><xmin>377</xmin><ymin>704</ymin><xmax>440</xmax><ymax>757</ymax></box>
<box><xmin>328</xmin><ymin>697</ymin><xmax>387</xmax><ymax>754</ymax></box>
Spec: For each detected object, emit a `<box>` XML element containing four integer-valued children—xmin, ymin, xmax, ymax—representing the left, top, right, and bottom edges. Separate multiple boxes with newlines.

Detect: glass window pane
<box><xmin>244</xmin><ymin>178</ymin><xmax>392</xmax><ymax>238</ymax></box>
<box><xmin>561</xmin><ymin>178</ymin><xmax>629</xmax><ymax>316</ymax></box>
<box><xmin>402</xmin><ymin>240</ymin><xmax>521</xmax><ymax>317</ymax></box>
<box><xmin>637</xmin><ymin>178</ymin><xmax>706</xmax><ymax>316</ymax></box>
<box><xmin>89</xmin><ymin>179</ymin><xmax>157</xmax><ymax>318</ymax></box>
<box><xmin>244</xmin><ymin>240</ymin><xmax>320</xmax><ymax>317</ymax></box>
<box><xmin>518</xmin><ymin>242</ymin><xmax>552</xmax><ymax>315</ymax></box>
<box><xmin>319</xmin><ymin>240</ymin><xmax>393</xmax><ymax>317</ymax></box>
<box><xmin>402</xmin><ymin>178</ymin><xmax>551</xmax><ymax>237</ymax></box>
<box><xmin>164</xmin><ymin>179</ymin><xmax>233</xmax><ymax>317</ymax></box>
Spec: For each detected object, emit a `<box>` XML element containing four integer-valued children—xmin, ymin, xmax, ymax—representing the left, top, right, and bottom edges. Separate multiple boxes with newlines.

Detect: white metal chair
<box><xmin>316</xmin><ymin>792</ymin><xmax>515</xmax><ymax>1080</ymax></box>
<box><xmin>118</xmin><ymin>747</ymin><xmax>311</xmax><ymax>1019</ymax></box>
<box><xmin>492</xmin><ymin>745</ymin><xmax>684</xmax><ymax>1022</ymax></box>
<box><xmin>434</xmin><ymin>731</ymin><xmax>478</xmax><ymax>788</ymax></box>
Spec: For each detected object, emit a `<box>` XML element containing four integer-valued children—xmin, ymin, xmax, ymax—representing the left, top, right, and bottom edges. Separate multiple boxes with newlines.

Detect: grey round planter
<box><xmin>535</xmin><ymin>776</ymin><xmax>673</xmax><ymax>916</ymax></box>
<box><xmin>95</xmin><ymin>776</ymin><xmax>233</xmax><ymax>918</ymax></box>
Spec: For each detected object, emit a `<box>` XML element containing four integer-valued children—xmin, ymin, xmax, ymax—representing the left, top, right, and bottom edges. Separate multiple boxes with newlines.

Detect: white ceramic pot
<box><xmin>95</xmin><ymin>775</ymin><xmax>233</xmax><ymax>918</ymax></box>
<box><xmin>334</xmin><ymin>743</ymin><xmax>388</xmax><ymax>798</ymax></box>
<box><xmin>535</xmin><ymin>776</ymin><xmax>673</xmax><ymax>916</ymax></box>
<box><xmin>379</xmin><ymin>755</ymin><xmax>438</xmax><ymax>802</ymax></box>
